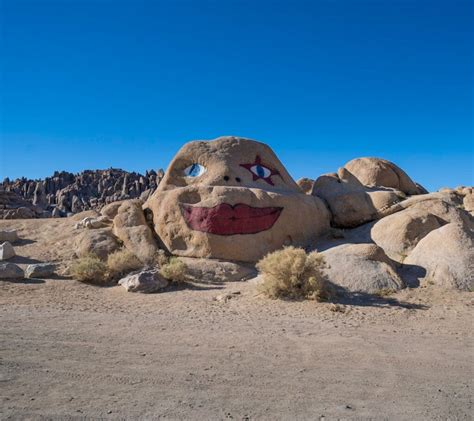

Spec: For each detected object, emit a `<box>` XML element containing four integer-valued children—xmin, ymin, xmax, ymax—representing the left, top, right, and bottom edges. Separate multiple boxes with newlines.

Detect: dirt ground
<box><xmin>0</xmin><ymin>217</ymin><xmax>473</xmax><ymax>420</ymax></box>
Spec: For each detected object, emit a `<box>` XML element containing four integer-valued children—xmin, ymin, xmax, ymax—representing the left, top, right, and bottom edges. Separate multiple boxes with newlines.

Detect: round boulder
<box><xmin>371</xmin><ymin>208</ymin><xmax>444</xmax><ymax>262</ymax></box>
<box><xmin>404</xmin><ymin>223</ymin><xmax>474</xmax><ymax>291</ymax></box>
<box><xmin>321</xmin><ymin>243</ymin><xmax>404</xmax><ymax>294</ymax></box>
<box><xmin>113</xmin><ymin>200</ymin><xmax>158</xmax><ymax>263</ymax></box>
<box><xmin>343</xmin><ymin>157</ymin><xmax>422</xmax><ymax>195</ymax></box>
<box><xmin>100</xmin><ymin>201</ymin><xmax>125</xmax><ymax>220</ymax></box>
<box><xmin>312</xmin><ymin>171</ymin><xmax>403</xmax><ymax>228</ymax></box>
<box><xmin>74</xmin><ymin>228</ymin><xmax>121</xmax><ymax>260</ymax></box>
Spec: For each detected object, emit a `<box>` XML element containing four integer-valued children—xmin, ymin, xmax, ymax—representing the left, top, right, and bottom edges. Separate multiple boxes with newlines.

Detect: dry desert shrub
<box><xmin>256</xmin><ymin>246</ymin><xmax>332</xmax><ymax>301</ymax></box>
<box><xmin>160</xmin><ymin>257</ymin><xmax>188</xmax><ymax>283</ymax></box>
<box><xmin>107</xmin><ymin>248</ymin><xmax>143</xmax><ymax>279</ymax></box>
<box><xmin>69</xmin><ymin>253</ymin><xmax>108</xmax><ymax>285</ymax></box>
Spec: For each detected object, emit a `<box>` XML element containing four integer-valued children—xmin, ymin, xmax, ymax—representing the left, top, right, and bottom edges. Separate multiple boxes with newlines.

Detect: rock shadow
<box><xmin>14</xmin><ymin>238</ymin><xmax>36</xmax><ymax>246</ymax></box>
<box><xmin>8</xmin><ymin>255</ymin><xmax>42</xmax><ymax>264</ymax></box>
<box><xmin>4</xmin><ymin>278</ymin><xmax>45</xmax><ymax>284</ymax></box>
<box><xmin>166</xmin><ymin>281</ymin><xmax>225</xmax><ymax>292</ymax></box>
<box><xmin>397</xmin><ymin>263</ymin><xmax>427</xmax><ymax>288</ymax></box>
<box><xmin>334</xmin><ymin>288</ymin><xmax>429</xmax><ymax>310</ymax></box>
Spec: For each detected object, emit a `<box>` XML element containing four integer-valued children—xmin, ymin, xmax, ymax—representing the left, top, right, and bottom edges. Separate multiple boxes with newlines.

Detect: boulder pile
<box><xmin>4</xmin><ymin>136</ymin><xmax>471</xmax><ymax>295</ymax></box>
<box><xmin>1</xmin><ymin>168</ymin><xmax>164</xmax><ymax>219</ymax></box>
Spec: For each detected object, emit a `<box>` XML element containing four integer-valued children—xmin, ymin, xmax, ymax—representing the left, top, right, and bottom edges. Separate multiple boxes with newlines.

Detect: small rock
<box><xmin>25</xmin><ymin>263</ymin><xmax>56</xmax><ymax>279</ymax></box>
<box><xmin>118</xmin><ymin>269</ymin><xmax>169</xmax><ymax>293</ymax></box>
<box><xmin>0</xmin><ymin>262</ymin><xmax>24</xmax><ymax>279</ymax></box>
<box><xmin>214</xmin><ymin>291</ymin><xmax>241</xmax><ymax>302</ymax></box>
<box><xmin>0</xmin><ymin>242</ymin><xmax>16</xmax><ymax>260</ymax></box>
<box><xmin>0</xmin><ymin>230</ymin><xmax>18</xmax><ymax>243</ymax></box>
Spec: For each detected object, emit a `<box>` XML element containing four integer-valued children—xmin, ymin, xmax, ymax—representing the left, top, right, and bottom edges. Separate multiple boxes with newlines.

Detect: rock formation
<box><xmin>343</xmin><ymin>157</ymin><xmax>427</xmax><ymax>195</ymax></box>
<box><xmin>4</xmin><ymin>136</ymin><xmax>470</xmax><ymax>294</ymax></box>
<box><xmin>144</xmin><ymin>136</ymin><xmax>331</xmax><ymax>262</ymax></box>
<box><xmin>1</xmin><ymin>168</ymin><xmax>164</xmax><ymax>219</ymax></box>
<box><xmin>321</xmin><ymin>243</ymin><xmax>404</xmax><ymax>294</ymax></box>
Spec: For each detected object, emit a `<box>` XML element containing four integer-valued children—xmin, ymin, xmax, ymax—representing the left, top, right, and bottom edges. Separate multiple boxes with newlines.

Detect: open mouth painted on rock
<box><xmin>180</xmin><ymin>203</ymin><xmax>283</xmax><ymax>235</ymax></box>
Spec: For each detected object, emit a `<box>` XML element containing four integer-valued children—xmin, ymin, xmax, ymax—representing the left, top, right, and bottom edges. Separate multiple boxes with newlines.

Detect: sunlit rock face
<box><xmin>145</xmin><ymin>136</ymin><xmax>330</xmax><ymax>262</ymax></box>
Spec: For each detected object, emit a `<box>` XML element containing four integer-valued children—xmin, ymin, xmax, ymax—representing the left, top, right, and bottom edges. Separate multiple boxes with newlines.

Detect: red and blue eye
<box><xmin>250</xmin><ymin>163</ymin><xmax>271</xmax><ymax>178</ymax></box>
<box><xmin>240</xmin><ymin>155</ymin><xmax>280</xmax><ymax>186</ymax></box>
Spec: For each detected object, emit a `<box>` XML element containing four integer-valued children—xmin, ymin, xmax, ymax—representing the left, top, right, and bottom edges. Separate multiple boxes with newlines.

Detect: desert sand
<box><xmin>0</xmin><ymin>217</ymin><xmax>473</xmax><ymax>420</ymax></box>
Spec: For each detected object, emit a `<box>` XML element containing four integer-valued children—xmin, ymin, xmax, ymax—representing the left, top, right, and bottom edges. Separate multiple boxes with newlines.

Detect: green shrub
<box><xmin>256</xmin><ymin>246</ymin><xmax>331</xmax><ymax>301</ymax></box>
<box><xmin>107</xmin><ymin>248</ymin><xmax>143</xmax><ymax>279</ymax></box>
<box><xmin>160</xmin><ymin>257</ymin><xmax>188</xmax><ymax>283</ymax></box>
<box><xmin>70</xmin><ymin>253</ymin><xmax>108</xmax><ymax>285</ymax></box>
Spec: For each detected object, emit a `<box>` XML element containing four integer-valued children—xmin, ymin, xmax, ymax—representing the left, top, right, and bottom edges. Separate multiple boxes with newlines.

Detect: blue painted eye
<box><xmin>184</xmin><ymin>163</ymin><xmax>206</xmax><ymax>177</ymax></box>
<box><xmin>250</xmin><ymin>164</ymin><xmax>271</xmax><ymax>178</ymax></box>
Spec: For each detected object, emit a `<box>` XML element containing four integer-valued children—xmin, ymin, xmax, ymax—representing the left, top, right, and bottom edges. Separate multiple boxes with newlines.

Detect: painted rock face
<box><xmin>145</xmin><ymin>137</ymin><xmax>330</xmax><ymax>262</ymax></box>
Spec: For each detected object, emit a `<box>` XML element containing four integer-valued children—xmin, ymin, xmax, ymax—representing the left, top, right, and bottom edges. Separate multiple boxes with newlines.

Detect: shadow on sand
<box><xmin>8</xmin><ymin>255</ymin><xmax>43</xmax><ymax>265</ymax></box>
<box><xmin>4</xmin><ymin>278</ymin><xmax>46</xmax><ymax>285</ymax></box>
<box><xmin>334</xmin><ymin>290</ymin><xmax>429</xmax><ymax>310</ymax></box>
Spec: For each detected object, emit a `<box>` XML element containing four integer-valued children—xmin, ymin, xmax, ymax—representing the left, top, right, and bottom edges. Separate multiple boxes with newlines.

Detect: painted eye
<box><xmin>240</xmin><ymin>155</ymin><xmax>281</xmax><ymax>186</ymax></box>
<box><xmin>249</xmin><ymin>164</ymin><xmax>271</xmax><ymax>178</ymax></box>
<box><xmin>184</xmin><ymin>163</ymin><xmax>206</xmax><ymax>177</ymax></box>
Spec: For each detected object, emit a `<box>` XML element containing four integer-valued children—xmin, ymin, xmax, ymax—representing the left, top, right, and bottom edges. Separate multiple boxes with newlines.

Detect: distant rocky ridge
<box><xmin>0</xmin><ymin>168</ymin><xmax>164</xmax><ymax>219</ymax></box>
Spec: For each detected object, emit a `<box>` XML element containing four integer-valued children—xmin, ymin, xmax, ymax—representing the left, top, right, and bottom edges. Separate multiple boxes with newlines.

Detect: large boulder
<box><xmin>0</xmin><ymin>242</ymin><xmax>16</xmax><ymax>260</ymax></box>
<box><xmin>371</xmin><ymin>208</ymin><xmax>445</xmax><ymax>262</ymax></box>
<box><xmin>100</xmin><ymin>201</ymin><xmax>125</xmax><ymax>220</ymax></box>
<box><xmin>118</xmin><ymin>269</ymin><xmax>169</xmax><ymax>293</ymax></box>
<box><xmin>377</xmin><ymin>192</ymin><xmax>474</xmax><ymax>229</ymax></box>
<box><xmin>113</xmin><ymin>200</ymin><xmax>158</xmax><ymax>263</ymax></box>
<box><xmin>145</xmin><ymin>137</ymin><xmax>330</xmax><ymax>262</ymax></box>
<box><xmin>177</xmin><ymin>257</ymin><xmax>257</xmax><ymax>283</ymax></box>
<box><xmin>463</xmin><ymin>191</ymin><xmax>474</xmax><ymax>213</ymax></box>
<box><xmin>312</xmin><ymin>169</ymin><xmax>404</xmax><ymax>228</ymax></box>
<box><xmin>0</xmin><ymin>262</ymin><xmax>24</xmax><ymax>279</ymax></box>
<box><xmin>343</xmin><ymin>157</ymin><xmax>423</xmax><ymax>195</ymax></box>
<box><xmin>321</xmin><ymin>243</ymin><xmax>404</xmax><ymax>294</ymax></box>
<box><xmin>404</xmin><ymin>223</ymin><xmax>474</xmax><ymax>291</ymax></box>
<box><xmin>74</xmin><ymin>228</ymin><xmax>121</xmax><ymax>260</ymax></box>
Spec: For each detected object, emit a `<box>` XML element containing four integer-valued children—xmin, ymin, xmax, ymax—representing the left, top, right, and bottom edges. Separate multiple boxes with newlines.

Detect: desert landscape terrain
<box><xmin>1</xmin><ymin>216</ymin><xmax>472</xmax><ymax>420</ymax></box>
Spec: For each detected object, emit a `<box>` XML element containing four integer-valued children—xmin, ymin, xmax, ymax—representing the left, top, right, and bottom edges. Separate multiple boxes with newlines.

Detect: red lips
<box><xmin>181</xmin><ymin>203</ymin><xmax>282</xmax><ymax>235</ymax></box>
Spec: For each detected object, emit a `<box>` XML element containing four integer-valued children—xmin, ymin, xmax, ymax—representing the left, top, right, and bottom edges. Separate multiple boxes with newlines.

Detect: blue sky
<box><xmin>0</xmin><ymin>0</ymin><xmax>472</xmax><ymax>191</ymax></box>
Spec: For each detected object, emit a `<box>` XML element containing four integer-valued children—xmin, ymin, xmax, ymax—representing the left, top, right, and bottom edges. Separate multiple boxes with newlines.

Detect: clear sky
<box><xmin>1</xmin><ymin>0</ymin><xmax>472</xmax><ymax>191</ymax></box>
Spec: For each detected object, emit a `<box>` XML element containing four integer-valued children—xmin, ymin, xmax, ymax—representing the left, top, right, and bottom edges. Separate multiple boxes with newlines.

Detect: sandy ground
<box><xmin>0</xmin><ymin>217</ymin><xmax>473</xmax><ymax>420</ymax></box>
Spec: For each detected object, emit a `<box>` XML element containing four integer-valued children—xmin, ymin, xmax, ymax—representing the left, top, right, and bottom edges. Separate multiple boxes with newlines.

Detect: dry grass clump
<box><xmin>160</xmin><ymin>257</ymin><xmax>188</xmax><ymax>283</ymax></box>
<box><xmin>107</xmin><ymin>248</ymin><xmax>143</xmax><ymax>279</ymax></box>
<box><xmin>69</xmin><ymin>253</ymin><xmax>108</xmax><ymax>285</ymax></box>
<box><xmin>256</xmin><ymin>246</ymin><xmax>332</xmax><ymax>301</ymax></box>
